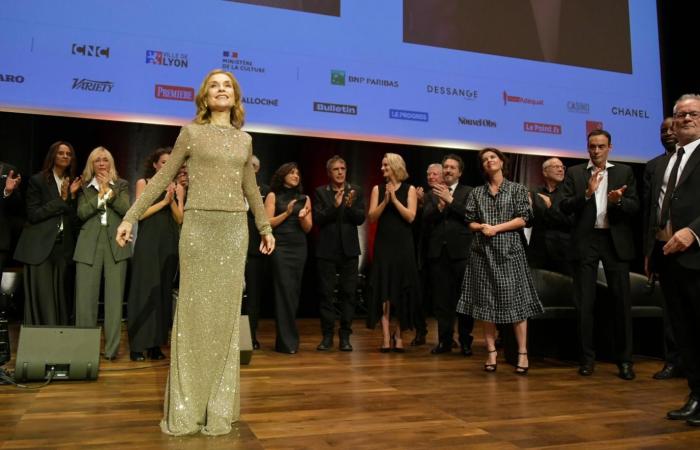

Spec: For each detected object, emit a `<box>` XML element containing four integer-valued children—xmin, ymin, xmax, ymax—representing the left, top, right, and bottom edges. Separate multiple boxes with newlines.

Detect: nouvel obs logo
<box><xmin>459</xmin><ymin>117</ymin><xmax>497</xmax><ymax>128</ymax></box>
<box><xmin>146</xmin><ymin>50</ymin><xmax>188</xmax><ymax>68</ymax></box>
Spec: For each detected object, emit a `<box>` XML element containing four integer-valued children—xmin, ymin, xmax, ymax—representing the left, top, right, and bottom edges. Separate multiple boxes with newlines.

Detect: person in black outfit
<box><xmin>0</xmin><ymin>162</ymin><xmax>21</xmax><ymax>277</ymax></box>
<box><xmin>14</xmin><ymin>142</ymin><xmax>80</xmax><ymax>325</ymax></box>
<box><xmin>646</xmin><ymin>95</ymin><xmax>700</xmax><ymax>426</ymax></box>
<box><xmin>243</xmin><ymin>155</ymin><xmax>270</xmax><ymax>350</ymax></box>
<box><xmin>423</xmin><ymin>154</ymin><xmax>474</xmax><ymax>356</ymax></box>
<box><xmin>265</xmin><ymin>162</ymin><xmax>312</xmax><ymax>354</ymax></box>
<box><xmin>560</xmin><ymin>129</ymin><xmax>639</xmax><ymax>380</ymax></box>
<box><xmin>527</xmin><ymin>157</ymin><xmax>573</xmax><ymax>275</ymax></box>
<box><xmin>313</xmin><ymin>155</ymin><xmax>365</xmax><ymax>352</ymax></box>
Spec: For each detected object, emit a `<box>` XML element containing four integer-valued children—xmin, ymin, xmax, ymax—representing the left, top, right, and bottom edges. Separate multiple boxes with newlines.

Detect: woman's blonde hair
<box><xmin>384</xmin><ymin>153</ymin><xmax>408</xmax><ymax>181</ymax></box>
<box><xmin>193</xmin><ymin>69</ymin><xmax>245</xmax><ymax>129</ymax></box>
<box><xmin>81</xmin><ymin>146</ymin><xmax>118</xmax><ymax>185</ymax></box>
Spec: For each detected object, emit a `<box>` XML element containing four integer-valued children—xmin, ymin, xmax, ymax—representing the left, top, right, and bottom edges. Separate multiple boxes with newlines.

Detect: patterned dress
<box><xmin>456</xmin><ymin>179</ymin><xmax>543</xmax><ymax>323</ymax></box>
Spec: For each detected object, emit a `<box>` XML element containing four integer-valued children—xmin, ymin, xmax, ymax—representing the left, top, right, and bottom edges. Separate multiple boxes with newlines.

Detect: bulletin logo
<box><xmin>155</xmin><ymin>84</ymin><xmax>194</xmax><ymax>101</ymax></box>
<box><xmin>146</xmin><ymin>50</ymin><xmax>189</xmax><ymax>68</ymax></box>
<box><xmin>222</xmin><ymin>50</ymin><xmax>265</xmax><ymax>74</ymax></box>
<box><xmin>72</xmin><ymin>78</ymin><xmax>114</xmax><ymax>92</ymax></box>
<box><xmin>71</xmin><ymin>43</ymin><xmax>110</xmax><ymax>58</ymax></box>
<box><xmin>313</xmin><ymin>102</ymin><xmax>357</xmax><ymax>115</ymax></box>
<box><xmin>524</xmin><ymin>122</ymin><xmax>561</xmax><ymax>134</ymax></box>
<box><xmin>503</xmin><ymin>91</ymin><xmax>543</xmax><ymax>106</ymax></box>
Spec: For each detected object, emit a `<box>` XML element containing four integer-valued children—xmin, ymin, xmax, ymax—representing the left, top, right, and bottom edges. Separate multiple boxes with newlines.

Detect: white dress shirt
<box><xmin>88</xmin><ymin>177</ymin><xmax>114</xmax><ymax>226</ymax></box>
<box><xmin>585</xmin><ymin>160</ymin><xmax>614</xmax><ymax>229</ymax></box>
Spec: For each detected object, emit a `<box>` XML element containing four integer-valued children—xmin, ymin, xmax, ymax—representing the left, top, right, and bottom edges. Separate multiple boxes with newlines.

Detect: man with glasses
<box><xmin>646</xmin><ymin>95</ymin><xmax>700</xmax><ymax>426</ymax></box>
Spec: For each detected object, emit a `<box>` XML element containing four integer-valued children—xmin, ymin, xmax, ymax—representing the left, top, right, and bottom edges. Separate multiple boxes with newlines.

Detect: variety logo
<box><xmin>524</xmin><ymin>122</ymin><xmax>561</xmax><ymax>134</ymax></box>
<box><xmin>222</xmin><ymin>50</ymin><xmax>265</xmax><ymax>74</ymax></box>
<box><xmin>0</xmin><ymin>73</ymin><xmax>24</xmax><ymax>83</ymax></box>
<box><xmin>72</xmin><ymin>78</ymin><xmax>114</xmax><ymax>92</ymax></box>
<box><xmin>611</xmin><ymin>106</ymin><xmax>649</xmax><ymax>119</ymax></box>
<box><xmin>313</xmin><ymin>101</ymin><xmax>357</xmax><ymax>115</ymax></box>
<box><xmin>146</xmin><ymin>50</ymin><xmax>189</xmax><ymax>68</ymax></box>
<box><xmin>71</xmin><ymin>43</ymin><xmax>110</xmax><ymax>58</ymax></box>
<box><xmin>567</xmin><ymin>101</ymin><xmax>590</xmax><ymax>114</ymax></box>
<box><xmin>459</xmin><ymin>117</ymin><xmax>497</xmax><ymax>128</ymax></box>
<box><xmin>243</xmin><ymin>96</ymin><xmax>279</xmax><ymax>107</ymax></box>
<box><xmin>389</xmin><ymin>109</ymin><xmax>429</xmax><ymax>122</ymax></box>
<box><xmin>503</xmin><ymin>91</ymin><xmax>543</xmax><ymax>106</ymax></box>
<box><xmin>155</xmin><ymin>84</ymin><xmax>194</xmax><ymax>101</ymax></box>
<box><xmin>586</xmin><ymin>120</ymin><xmax>604</xmax><ymax>134</ymax></box>
<box><xmin>330</xmin><ymin>69</ymin><xmax>398</xmax><ymax>88</ymax></box>
<box><xmin>427</xmin><ymin>84</ymin><xmax>478</xmax><ymax>100</ymax></box>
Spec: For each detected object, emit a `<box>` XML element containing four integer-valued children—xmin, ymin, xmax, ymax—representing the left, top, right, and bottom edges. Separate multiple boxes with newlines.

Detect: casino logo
<box><xmin>71</xmin><ymin>43</ymin><xmax>110</xmax><ymax>58</ymax></box>
<box><xmin>155</xmin><ymin>84</ymin><xmax>194</xmax><ymax>101</ymax></box>
<box><xmin>389</xmin><ymin>109</ymin><xmax>428</xmax><ymax>122</ymax></box>
<box><xmin>72</xmin><ymin>78</ymin><xmax>114</xmax><ymax>92</ymax></box>
<box><xmin>222</xmin><ymin>50</ymin><xmax>265</xmax><ymax>74</ymax></box>
<box><xmin>586</xmin><ymin>120</ymin><xmax>604</xmax><ymax>134</ymax></box>
<box><xmin>243</xmin><ymin>96</ymin><xmax>279</xmax><ymax>107</ymax></box>
<box><xmin>426</xmin><ymin>84</ymin><xmax>477</xmax><ymax>100</ymax></box>
<box><xmin>313</xmin><ymin>101</ymin><xmax>357</xmax><ymax>115</ymax></box>
<box><xmin>0</xmin><ymin>74</ymin><xmax>24</xmax><ymax>83</ymax></box>
<box><xmin>524</xmin><ymin>122</ymin><xmax>561</xmax><ymax>134</ymax></box>
<box><xmin>611</xmin><ymin>106</ymin><xmax>649</xmax><ymax>119</ymax></box>
<box><xmin>332</xmin><ymin>69</ymin><xmax>398</xmax><ymax>88</ymax></box>
<box><xmin>458</xmin><ymin>117</ymin><xmax>497</xmax><ymax>128</ymax></box>
<box><xmin>567</xmin><ymin>101</ymin><xmax>590</xmax><ymax>114</ymax></box>
<box><xmin>146</xmin><ymin>50</ymin><xmax>189</xmax><ymax>68</ymax></box>
<box><xmin>503</xmin><ymin>91</ymin><xmax>543</xmax><ymax>106</ymax></box>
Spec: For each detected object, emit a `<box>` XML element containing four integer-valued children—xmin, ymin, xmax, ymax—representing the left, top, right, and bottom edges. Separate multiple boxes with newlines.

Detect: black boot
<box><xmin>339</xmin><ymin>335</ymin><xmax>353</xmax><ymax>352</ymax></box>
<box><xmin>317</xmin><ymin>335</ymin><xmax>333</xmax><ymax>351</ymax></box>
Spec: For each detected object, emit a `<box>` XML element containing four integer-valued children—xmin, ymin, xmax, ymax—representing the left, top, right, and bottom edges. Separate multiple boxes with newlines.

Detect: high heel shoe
<box><xmin>391</xmin><ymin>334</ymin><xmax>405</xmax><ymax>353</ymax></box>
<box><xmin>484</xmin><ymin>349</ymin><xmax>497</xmax><ymax>372</ymax></box>
<box><xmin>380</xmin><ymin>335</ymin><xmax>391</xmax><ymax>353</ymax></box>
<box><xmin>514</xmin><ymin>352</ymin><xmax>529</xmax><ymax>375</ymax></box>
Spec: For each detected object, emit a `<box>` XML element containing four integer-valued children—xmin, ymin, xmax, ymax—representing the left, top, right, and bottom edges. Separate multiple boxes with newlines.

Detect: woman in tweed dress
<box><xmin>457</xmin><ymin>148</ymin><xmax>543</xmax><ymax>374</ymax></box>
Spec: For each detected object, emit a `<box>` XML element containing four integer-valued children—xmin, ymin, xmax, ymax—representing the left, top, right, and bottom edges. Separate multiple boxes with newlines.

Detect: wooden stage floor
<box><xmin>1</xmin><ymin>319</ymin><xmax>699</xmax><ymax>449</ymax></box>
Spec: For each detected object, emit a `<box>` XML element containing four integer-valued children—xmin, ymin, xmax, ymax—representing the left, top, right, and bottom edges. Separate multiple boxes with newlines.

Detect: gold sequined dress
<box><xmin>123</xmin><ymin>122</ymin><xmax>271</xmax><ymax>436</ymax></box>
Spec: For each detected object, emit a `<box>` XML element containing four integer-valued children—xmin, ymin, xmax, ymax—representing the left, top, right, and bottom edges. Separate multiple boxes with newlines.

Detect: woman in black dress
<box><xmin>265</xmin><ymin>162</ymin><xmax>312</xmax><ymax>353</ymax></box>
<box><xmin>14</xmin><ymin>141</ymin><xmax>81</xmax><ymax>325</ymax></box>
<box><xmin>127</xmin><ymin>148</ymin><xmax>185</xmax><ymax>361</ymax></box>
<box><xmin>367</xmin><ymin>153</ymin><xmax>419</xmax><ymax>352</ymax></box>
<box><xmin>456</xmin><ymin>148</ymin><xmax>543</xmax><ymax>374</ymax></box>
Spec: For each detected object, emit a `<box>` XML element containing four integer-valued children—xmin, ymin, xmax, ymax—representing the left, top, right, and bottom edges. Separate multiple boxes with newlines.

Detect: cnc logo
<box><xmin>313</xmin><ymin>102</ymin><xmax>357</xmax><ymax>115</ymax></box>
<box><xmin>459</xmin><ymin>117</ymin><xmax>497</xmax><ymax>128</ymax></box>
<box><xmin>331</xmin><ymin>69</ymin><xmax>398</xmax><ymax>88</ymax></box>
<box><xmin>242</xmin><ymin>96</ymin><xmax>279</xmax><ymax>107</ymax></box>
<box><xmin>427</xmin><ymin>84</ymin><xmax>478</xmax><ymax>100</ymax></box>
<box><xmin>155</xmin><ymin>84</ymin><xmax>194</xmax><ymax>101</ymax></box>
<box><xmin>0</xmin><ymin>74</ymin><xmax>25</xmax><ymax>84</ymax></box>
<box><xmin>72</xmin><ymin>78</ymin><xmax>114</xmax><ymax>92</ymax></box>
<box><xmin>567</xmin><ymin>101</ymin><xmax>590</xmax><ymax>114</ymax></box>
<box><xmin>503</xmin><ymin>91</ymin><xmax>543</xmax><ymax>106</ymax></box>
<box><xmin>146</xmin><ymin>50</ymin><xmax>189</xmax><ymax>68</ymax></box>
<box><xmin>524</xmin><ymin>122</ymin><xmax>561</xmax><ymax>134</ymax></box>
<box><xmin>586</xmin><ymin>120</ymin><xmax>604</xmax><ymax>135</ymax></box>
<box><xmin>222</xmin><ymin>50</ymin><xmax>265</xmax><ymax>74</ymax></box>
<box><xmin>71</xmin><ymin>43</ymin><xmax>110</xmax><ymax>58</ymax></box>
<box><xmin>612</xmin><ymin>106</ymin><xmax>649</xmax><ymax>119</ymax></box>
<box><xmin>389</xmin><ymin>109</ymin><xmax>429</xmax><ymax>122</ymax></box>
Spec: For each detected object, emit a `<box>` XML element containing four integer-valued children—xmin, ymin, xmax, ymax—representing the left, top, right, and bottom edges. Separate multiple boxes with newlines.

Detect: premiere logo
<box><xmin>0</xmin><ymin>74</ymin><xmax>24</xmax><ymax>83</ymax></box>
<box><xmin>567</xmin><ymin>101</ymin><xmax>590</xmax><ymax>114</ymax></box>
<box><xmin>313</xmin><ymin>102</ymin><xmax>357</xmax><ymax>115</ymax></box>
<box><xmin>389</xmin><ymin>109</ymin><xmax>429</xmax><ymax>122</ymax></box>
<box><xmin>524</xmin><ymin>122</ymin><xmax>561</xmax><ymax>134</ymax></box>
<box><xmin>71</xmin><ymin>43</ymin><xmax>110</xmax><ymax>58</ymax></box>
<box><xmin>72</xmin><ymin>78</ymin><xmax>114</xmax><ymax>92</ymax></box>
<box><xmin>331</xmin><ymin>69</ymin><xmax>398</xmax><ymax>88</ymax></box>
<box><xmin>503</xmin><ymin>91</ymin><xmax>543</xmax><ymax>106</ymax></box>
<box><xmin>155</xmin><ymin>84</ymin><xmax>194</xmax><ymax>101</ymax></box>
<box><xmin>426</xmin><ymin>84</ymin><xmax>478</xmax><ymax>100</ymax></box>
<box><xmin>146</xmin><ymin>50</ymin><xmax>189</xmax><ymax>68</ymax></box>
<box><xmin>222</xmin><ymin>50</ymin><xmax>265</xmax><ymax>74</ymax></box>
<box><xmin>243</xmin><ymin>96</ymin><xmax>279</xmax><ymax>107</ymax></box>
<box><xmin>458</xmin><ymin>117</ymin><xmax>497</xmax><ymax>128</ymax></box>
<box><xmin>611</xmin><ymin>106</ymin><xmax>649</xmax><ymax>119</ymax></box>
<box><xmin>586</xmin><ymin>120</ymin><xmax>604</xmax><ymax>134</ymax></box>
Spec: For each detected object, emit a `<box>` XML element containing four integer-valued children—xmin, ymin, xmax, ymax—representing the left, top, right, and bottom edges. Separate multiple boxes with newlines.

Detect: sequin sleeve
<box><xmin>242</xmin><ymin>139</ymin><xmax>272</xmax><ymax>236</ymax></box>
<box><xmin>123</xmin><ymin>126</ymin><xmax>192</xmax><ymax>224</ymax></box>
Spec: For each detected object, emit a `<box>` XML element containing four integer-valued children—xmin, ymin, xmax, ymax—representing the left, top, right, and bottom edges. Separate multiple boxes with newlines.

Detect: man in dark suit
<box><xmin>560</xmin><ymin>129</ymin><xmax>638</xmax><ymax>380</ymax></box>
<box><xmin>423</xmin><ymin>154</ymin><xmax>474</xmax><ymax>356</ymax></box>
<box><xmin>643</xmin><ymin>117</ymin><xmax>683</xmax><ymax>380</ymax></box>
<box><xmin>527</xmin><ymin>157</ymin><xmax>573</xmax><ymax>275</ymax></box>
<box><xmin>646</xmin><ymin>95</ymin><xmax>700</xmax><ymax>426</ymax></box>
<box><xmin>0</xmin><ymin>162</ymin><xmax>22</xmax><ymax>277</ymax></box>
<box><xmin>313</xmin><ymin>155</ymin><xmax>365</xmax><ymax>351</ymax></box>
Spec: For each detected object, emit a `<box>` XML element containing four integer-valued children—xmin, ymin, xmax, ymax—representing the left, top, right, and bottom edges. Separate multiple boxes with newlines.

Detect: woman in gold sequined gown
<box><xmin>116</xmin><ymin>69</ymin><xmax>275</xmax><ymax>436</ymax></box>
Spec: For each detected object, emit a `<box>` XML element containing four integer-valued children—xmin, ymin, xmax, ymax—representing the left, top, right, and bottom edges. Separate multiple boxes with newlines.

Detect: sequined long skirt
<box><xmin>160</xmin><ymin>210</ymin><xmax>248</xmax><ymax>436</ymax></box>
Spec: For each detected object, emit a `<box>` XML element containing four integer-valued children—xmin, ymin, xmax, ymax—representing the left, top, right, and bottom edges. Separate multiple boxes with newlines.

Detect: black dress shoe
<box><xmin>653</xmin><ymin>363</ymin><xmax>678</xmax><ymax>380</ymax></box>
<box><xmin>617</xmin><ymin>362</ymin><xmax>635</xmax><ymax>381</ymax></box>
<box><xmin>687</xmin><ymin>415</ymin><xmax>700</xmax><ymax>426</ymax></box>
<box><xmin>339</xmin><ymin>337</ymin><xmax>353</xmax><ymax>352</ymax></box>
<box><xmin>316</xmin><ymin>336</ymin><xmax>333</xmax><ymax>351</ymax></box>
<box><xmin>460</xmin><ymin>345</ymin><xmax>473</xmax><ymax>357</ymax></box>
<box><xmin>667</xmin><ymin>396</ymin><xmax>700</xmax><ymax>420</ymax></box>
<box><xmin>578</xmin><ymin>364</ymin><xmax>594</xmax><ymax>376</ymax></box>
<box><xmin>129</xmin><ymin>352</ymin><xmax>144</xmax><ymax>362</ymax></box>
<box><xmin>410</xmin><ymin>332</ymin><xmax>427</xmax><ymax>346</ymax></box>
<box><xmin>147</xmin><ymin>347</ymin><xmax>166</xmax><ymax>360</ymax></box>
<box><xmin>252</xmin><ymin>339</ymin><xmax>261</xmax><ymax>350</ymax></box>
<box><xmin>430</xmin><ymin>342</ymin><xmax>451</xmax><ymax>354</ymax></box>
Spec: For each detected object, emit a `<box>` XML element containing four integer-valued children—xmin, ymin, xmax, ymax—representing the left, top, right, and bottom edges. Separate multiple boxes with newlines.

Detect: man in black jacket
<box><xmin>423</xmin><ymin>154</ymin><xmax>474</xmax><ymax>356</ymax></box>
<box><xmin>0</xmin><ymin>162</ymin><xmax>21</xmax><ymax>276</ymax></box>
<box><xmin>313</xmin><ymin>155</ymin><xmax>365</xmax><ymax>351</ymax></box>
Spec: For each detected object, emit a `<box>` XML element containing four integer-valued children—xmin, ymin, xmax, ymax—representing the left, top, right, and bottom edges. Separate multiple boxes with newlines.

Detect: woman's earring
<box><xmin>204</xmin><ymin>102</ymin><xmax>208</xmax><ymax>108</ymax></box>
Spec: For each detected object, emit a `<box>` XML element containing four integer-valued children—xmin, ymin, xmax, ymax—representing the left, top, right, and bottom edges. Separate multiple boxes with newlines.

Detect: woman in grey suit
<box><xmin>14</xmin><ymin>141</ymin><xmax>81</xmax><ymax>325</ymax></box>
<box><xmin>74</xmin><ymin>147</ymin><xmax>131</xmax><ymax>360</ymax></box>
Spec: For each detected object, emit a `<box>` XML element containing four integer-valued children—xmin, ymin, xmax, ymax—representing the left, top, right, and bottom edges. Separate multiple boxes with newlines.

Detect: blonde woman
<box><xmin>74</xmin><ymin>146</ymin><xmax>131</xmax><ymax>360</ymax></box>
<box><xmin>116</xmin><ymin>69</ymin><xmax>274</xmax><ymax>436</ymax></box>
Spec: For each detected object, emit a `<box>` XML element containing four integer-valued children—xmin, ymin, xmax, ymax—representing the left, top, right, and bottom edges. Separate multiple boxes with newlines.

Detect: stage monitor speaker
<box><xmin>240</xmin><ymin>315</ymin><xmax>253</xmax><ymax>365</ymax></box>
<box><xmin>14</xmin><ymin>325</ymin><xmax>101</xmax><ymax>382</ymax></box>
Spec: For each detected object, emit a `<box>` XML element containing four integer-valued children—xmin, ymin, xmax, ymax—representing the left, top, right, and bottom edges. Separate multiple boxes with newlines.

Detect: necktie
<box><xmin>658</xmin><ymin>147</ymin><xmax>685</xmax><ymax>229</ymax></box>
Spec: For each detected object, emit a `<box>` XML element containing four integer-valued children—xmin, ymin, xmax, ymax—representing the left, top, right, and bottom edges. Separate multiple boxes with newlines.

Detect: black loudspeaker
<box><xmin>240</xmin><ymin>315</ymin><xmax>253</xmax><ymax>365</ymax></box>
<box><xmin>14</xmin><ymin>326</ymin><xmax>101</xmax><ymax>381</ymax></box>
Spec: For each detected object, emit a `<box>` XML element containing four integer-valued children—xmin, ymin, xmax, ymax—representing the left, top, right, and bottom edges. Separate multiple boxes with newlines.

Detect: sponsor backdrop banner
<box><xmin>0</xmin><ymin>0</ymin><xmax>662</xmax><ymax>161</ymax></box>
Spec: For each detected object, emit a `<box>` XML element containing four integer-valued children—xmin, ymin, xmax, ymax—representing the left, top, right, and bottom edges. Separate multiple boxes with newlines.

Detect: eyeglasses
<box><xmin>673</xmin><ymin>111</ymin><xmax>700</xmax><ymax>120</ymax></box>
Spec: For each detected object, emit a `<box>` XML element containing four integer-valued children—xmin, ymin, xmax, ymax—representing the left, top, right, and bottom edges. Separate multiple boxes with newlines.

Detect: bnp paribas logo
<box><xmin>330</xmin><ymin>70</ymin><xmax>346</xmax><ymax>86</ymax></box>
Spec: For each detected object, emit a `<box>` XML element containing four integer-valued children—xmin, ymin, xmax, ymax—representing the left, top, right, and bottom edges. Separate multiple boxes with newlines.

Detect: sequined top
<box><xmin>124</xmin><ymin>123</ymin><xmax>272</xmax><ymax>236</ymax></box>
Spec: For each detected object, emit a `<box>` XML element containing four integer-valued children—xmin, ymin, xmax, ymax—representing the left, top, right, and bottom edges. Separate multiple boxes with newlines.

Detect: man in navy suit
<box><xmin>560</xmin><ymin>129</ymin><xmax>639</xmax><ymax>380</ymax></box>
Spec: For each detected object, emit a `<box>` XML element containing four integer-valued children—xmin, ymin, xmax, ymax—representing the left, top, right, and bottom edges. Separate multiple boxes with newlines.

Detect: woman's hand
<box><xmin>164</xmin><ymin>183</ymin><xmax>176</xmax><ymax>203</ymax></box>
<box><xmin>69</xmin><ymin>176</ymin><xmax>82</xmax><ymax>197</ymax></box>
<box><xmin>116</xmin><ymin>221</ymin><xmax>133</xmax><ymax>247</ymax></box>
<box><xmin>260</xmin><ymin>233</ymin><xmax>275</xmax><ymax>255</ymax></box>
<box><xmin>285</xmin><ymin>199</ymin><xmax>298</xmax><ymax>215</ymax></box>
<box><xmin>298</xmin><ymin>205</ymin><xmax>310</xmax><ymax>218</ymax></box>
<box><xmin>175</xmin><ymin>182</ymin><xmax>185</xmax><ymax>201</ymax></box>
<box><xmin>481</xmin><ymin>223</ymin><xmax>497</xmax><ymax>237</ymax></box>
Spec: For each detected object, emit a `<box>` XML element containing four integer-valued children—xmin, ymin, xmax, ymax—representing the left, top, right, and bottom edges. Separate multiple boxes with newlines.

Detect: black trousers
<box><xmin>651</xmin><ymin>243</ymin><xmax>682</xmax><ymax>367</ymax></box>
<box><xmin>23</xmin><ymin>239</ymin><xmax>73</xmax><ymax>326</ymax></box>
<box><xmin>243</xmin><ymin>254</ymin><xmax>269</xmax><ymax>341</ymax></box>
<box><xmin>271</xmin><ymin>240</ymin><xmax>306</xmax><ymax>353</ymax></box>
<box><xmin>428</xmin><ymin>249</ymin><xmax>474</xmax><ymax>347</ymax></box>
<box><xmin>317</xmin><ymin>256</ymin><xmax>358</xmax><ymax>338</ymax></box>
<box><xmin>412</xmin><ymin>266</ymin><xmax>429</xmax><ymax>335</ymax></box>
<box><xmin>573</xmin><ymin>230</ymin><xmax>632</xmax><ymax>365</ymax></box>
<box><xmin>654</xmin><ymin>242</ymin><xmax>700</xmax><ymax>397</ymax></box>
